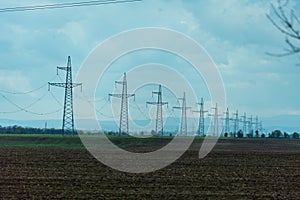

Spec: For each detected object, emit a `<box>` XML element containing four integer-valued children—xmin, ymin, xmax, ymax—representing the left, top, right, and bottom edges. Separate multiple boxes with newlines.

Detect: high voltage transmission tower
<box><xmin>223</xmin><ymin>107</ymin><xmax>230</xmax><ymax>137</ymax></box>
<box><xmin>231</xmin><ymin>110</ymin><xmax>239</xmax><ymax>137</ymax></box>
<box><xmin>241</xmin><ymin>112</ymin><xmax>247</xmax><ymax>137</ymax></box>
<box><xmin>248</xmin><ymin>115</ymin><xmax>254</xmax><ymax>137</ymax></box>
<box><xmin>146</xmin><ymin>84</ymin><xmax>168</xmax><ymax>136</ymax></box>
<box><xmin>209</xmin><ymin>103</ymin><xmax>222</xmax><ymax>137</ymax></box>
<box><xmin>109</xmin><ymin>72</ymin><xmax>135</xmax><ymax>136</ymax></box>
<box><xmin>255</xmin><ymin>116</ymin><xmax>259</xmax><ymax>134</ymax></box>
<box><xmin>259</xmin><ymin>120</ymin><xmax>264</xmax><ymax>135</ymax></box>
<box><xmin>173</xmin><ymin>92</ymin><xmax>191</xmax><ymax>136</ymax></box>
<box><xmin>48</xmin><ymin>56</ymin><xmax>82</xmax><ymax>135</ymax></box>
<box><xmin>193</xmin><ymin>97</ymin><xmax>207</xmax><ymax>136</ymax></box>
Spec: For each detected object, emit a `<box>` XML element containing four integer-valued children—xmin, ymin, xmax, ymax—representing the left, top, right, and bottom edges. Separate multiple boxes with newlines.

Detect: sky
<box><xmin>0</xmin><ymin>0</ymin><xmax>300</xmax><ymax>131</ymax></box>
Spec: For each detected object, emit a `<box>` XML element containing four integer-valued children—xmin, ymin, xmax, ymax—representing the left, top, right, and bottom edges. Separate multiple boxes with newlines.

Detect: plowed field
<box><xmin>0</xmin><ymin>136</ymin><xmax>299</xmax><ymax>199</ymax></box>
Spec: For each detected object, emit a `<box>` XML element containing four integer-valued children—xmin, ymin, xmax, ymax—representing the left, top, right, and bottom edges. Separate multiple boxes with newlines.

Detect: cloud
<box><xmin>58</xmin><ymin>21</ymin><xmax>86</xmax><ymax>46</ymax></box>
<box><xmin>0</xmin><ymin>70</ymin><xmax>32</xmax><ymax>92</ymax></box>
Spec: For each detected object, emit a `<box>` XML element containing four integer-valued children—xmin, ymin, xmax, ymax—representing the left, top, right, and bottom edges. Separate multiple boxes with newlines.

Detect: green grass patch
<box><xmin>0</xmin><ymin>133</ymin><xmax>228</xmax><ymax>149</ymax></box>
<box><xmin>0</xmin><ymin>134</ymin><xmax>84</xmax><ymax>148</ymax></box>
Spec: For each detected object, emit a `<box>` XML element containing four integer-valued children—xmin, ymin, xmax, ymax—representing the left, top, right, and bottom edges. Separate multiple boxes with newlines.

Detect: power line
<box><xmin>0</xmin><ymin>93</ymin><xmax>62</xmax><ymax>115</ymax></box>
<box><xmin>0</xmin><ymin>75</ymin><xmax>57</xmax><ymax>95</ymax></box>
<box><xmin>0</xmin><ymin>91</ymin><xmax>48</xmax><ymax>114</ymax></box>
<box><xmin>0</xmin><ymin>0</ymin><xmax>142</xmax><ymax>13</ymax></box>
<box><xmin>132</xmin><ymin>101</ymin><xmax>150</xmax><ymax>121</ymax></box>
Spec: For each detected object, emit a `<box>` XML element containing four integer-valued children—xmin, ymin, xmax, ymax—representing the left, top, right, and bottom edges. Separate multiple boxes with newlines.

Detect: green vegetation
<box><xmin>0</xmin><ymin>134</ymin><xmax>84</xmax><ymax>148</ymax></box>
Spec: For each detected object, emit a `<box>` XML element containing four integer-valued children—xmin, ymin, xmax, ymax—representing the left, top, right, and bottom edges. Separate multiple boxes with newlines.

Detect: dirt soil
<box><xmin>0</xmin><ymin>138</ymin><xmax>299</xmax><ymax>199</ymax></box>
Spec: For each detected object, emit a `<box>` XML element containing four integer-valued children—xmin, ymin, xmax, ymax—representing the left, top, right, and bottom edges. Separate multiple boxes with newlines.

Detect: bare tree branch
<box><xmin>266</xmin><ymin>0</ymin><xmax>300</xmax><ymax>58</ymax></box>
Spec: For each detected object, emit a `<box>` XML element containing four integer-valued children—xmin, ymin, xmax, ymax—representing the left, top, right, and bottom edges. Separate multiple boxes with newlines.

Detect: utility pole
<box><xmin>173</xmin><ymin>92</ymin><xmax>191</xmax><ymax>136</ymax></box>
<box><xmin>48</xmin><ymin>56</ymin><xmax>82</xmax><ymax>135</ymax></box>
<box><xmin>193</xmin><ymin>97</ymin><xmax>208</xmax><ymax>136</ymax></box>
<box><xmin>231</xmin><ymin>110</ymin><xmax>239</xmax><ymax>137</ymax></box>
<box><xmin>109</xmin><ymin>72</ymin><xmax>135</xmax><ymax>135</ymax></box>
<box><xmin>209</xmin><ymin>103</ymin><xmax>222</xmax><ymax>137</ymax></box>
<box><xmin>146</xmin><ymin>84</ymin><xmax>168</xmax><ymax>136</ymax></box>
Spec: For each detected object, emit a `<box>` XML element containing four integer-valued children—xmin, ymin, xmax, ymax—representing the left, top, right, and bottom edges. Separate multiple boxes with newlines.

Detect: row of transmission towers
<box><xmin>48</xmin><ymin>62</ymin><xmax>264</xmax><ymax>137</ymax></box>
<box><xmin>107</xmin><ymin>72</ymin><xmax>264</xmax><ymax>137</ymax></box>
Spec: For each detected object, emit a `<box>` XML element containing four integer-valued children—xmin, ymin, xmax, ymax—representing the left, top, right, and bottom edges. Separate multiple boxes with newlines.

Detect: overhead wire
<box><xmin>0</xmin><ymin>0</ymin><xmax>142</xmax><ymax>13</ymax></box>
<box><xmin>0</xmin><ymin>90</ymin><xmax>49</xmax><ymax>114</ymax></box>
<box><xmin>0</xmin><ymin>75</ymin><xmax>64</xmax><ymax>115</ymax></box>
<box><xmin>0</xmin><ymin>94</ymin><xmax>62</xmax><ymax>115</ymax></box>
<box><xmin>0</xmin><ymin>74</ymin><xmax>57</xmax><ymax>95</ymax></box>
<box><xmin>49</xmin><ymin>90</ymin><xmax>63</xmax><ymax>106</ymax></box>
<box><xmin>131</xmin><ymin>101</ymin><xmax>150</xmax><ymax>121</ymax></box>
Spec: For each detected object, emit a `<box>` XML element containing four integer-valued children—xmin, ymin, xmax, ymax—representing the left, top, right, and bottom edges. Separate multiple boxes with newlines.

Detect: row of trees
<box><xmin>0</xmin><ymin>125</ymin><xmax>62</xmax><ymax>135</ymax></box>
<box><xmin>228</xmin><ymin>129</ymin><xmax>299</xmax><ymax>139</ymax></box>
<box><xmin>1</xmin><ymin>125</ymin><xmax>299</xmax><ymax>139</ymax></box>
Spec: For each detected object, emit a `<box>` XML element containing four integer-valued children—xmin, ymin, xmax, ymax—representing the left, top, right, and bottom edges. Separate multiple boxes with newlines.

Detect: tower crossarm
<box><xmin>173</xmin><ymin>106</ymin><xmax>192</xmax><ymax>110</ymax></box>
<box><xmin>48</xmin><ymin>82</ymin><xmax>66</xmax><ymax>89</ymax></box>
<box><xmin>57</xmin><ymin>66</ymin><xmax>68</xmax><ymax>72</ymax></box>
<box><xmin>48</xmin><ymin>83</ymin><xmax>82</xmax><ymax>90</ymax></box>
<box><xmin>109</xmin><ymin>93</ymin><xmax>135</xmax><ymax>99</ymax></box>
<box><xmin>146</xmin><ymin>101</ymin><xmax>168</xmax><ymax>105</ymax></box>
<box><xmin>115</xmin><ymin>80</ymin><xmax>125</xmax><ymax>85</ymax></box>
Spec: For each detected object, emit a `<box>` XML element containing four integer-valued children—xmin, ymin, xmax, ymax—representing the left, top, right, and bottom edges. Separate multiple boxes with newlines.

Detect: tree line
<box><xmin>0</xmin><ymin>125</ymin><xmax>299</xmax><ymax>139</ymax></box>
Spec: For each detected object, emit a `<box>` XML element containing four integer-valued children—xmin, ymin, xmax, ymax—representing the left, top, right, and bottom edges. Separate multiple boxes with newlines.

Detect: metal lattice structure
<box><xmin>146</xmin><ymin>84</ymin><xmax>168</xmax><ymax>136</ymax></box>
<box><xmin>48</xmin><ymin>56</ymin><xmax>82</xmax><ymax>135</ymax></box>
<box><xmin>231</xmin><ymin>110</ymin><xmax>239</xmax><ymax>137</ymax></box>
<box><xmin>193</xmin><ymin>97</ymin><xmax>207</xmax><ymax>136</ymax></box>
<box><xmin>173</xmin><ymin>92</ymin><xmax>191</xmax><ymax>136</ymax></box>
<box><xmin>209</xmin><ymin>103</ymin><xmax>222</xmax><ymax>137</ymax></box>
<box><xmin>248</xmin><ymin>115</ymin><xmax>253</xmax><ymax>136</ymax></box>
<box><xmin>255</xmin><ymin>116</ymin><xmax>259</xmax><ymax>133</ymax></box>
<box><xmin>241</xmin><ymin>112</ymin><xmax>247</xmax><ymax>137</ymax></box>
<box><xmin>109</xmin><ymin>72</ymin><xmax>135</xmax><ymax>135</ymax></box>
<box><xmin>223</xmin><ymin>107</ymin><xmax>230</xmax><ymax>136</ymax></box>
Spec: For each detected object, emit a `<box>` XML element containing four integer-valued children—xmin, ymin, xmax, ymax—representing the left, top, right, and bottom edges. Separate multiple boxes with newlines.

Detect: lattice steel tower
<box><xmin>193</xmin><ymin>97</ymin><xmax>207</xmax><ymax>136</ymax></box>
<box><xmin>223</xmin><ymin>108</ymin><xmax>230</xmax><ymax>136</ymax></box>
<box><xmin>146</xmin><ymin>84</ymin><xmax>168</xmax><ymax>136</ymax></box>
<box><xmin>173</xmin><ymin>92</ymin><xmax>191</xmax><ymax>136</ymax></box>
<box><xmin>48</xmin><ymin>56</ymin><xmax>82</xmax><ymax>135</ymax></box>
<box><xmin>248</xmin><ymin>115</ymin><xmax>253</xmax><ymax>136</ymax></box>
<box><xmin>241</xmin><ymin>112</ymin><xmax>247</xmax><ymax>137</ymax></box>
<box><xmin>209</xmin><ymin>103</ymin><xmax>222</xmax><ymax>137</ymax></box>
<box><xmin>255</xmin><ymin>116</ymin><xmax>259</xmax><ymax>132</ymax></box>
<box><xmin>231</xmin><ymin>110</ymin><xmax>239</xmax><ymax>137</ymax></box>
<box><xmin>109</xmin><ymin>72</ymin><xmax>135</xmax><ymax>135</ymax></box>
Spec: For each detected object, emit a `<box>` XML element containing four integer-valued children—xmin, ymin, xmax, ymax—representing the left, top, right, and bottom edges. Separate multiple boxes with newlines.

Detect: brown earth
<box><xmin>0</xmin><ymin>138</ymin><xmax>299</xmax><ymax>199</ymax></box>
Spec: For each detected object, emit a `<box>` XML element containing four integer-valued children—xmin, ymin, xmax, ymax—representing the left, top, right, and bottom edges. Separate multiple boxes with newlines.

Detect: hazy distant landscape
<box><xmin>1</xmin><ymin>114</ymin><xmax>300</xmax><ymax>133</ymax></box>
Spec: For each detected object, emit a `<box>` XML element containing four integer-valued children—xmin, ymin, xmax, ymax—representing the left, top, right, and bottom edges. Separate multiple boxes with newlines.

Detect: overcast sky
<box><xmin>0</xmin><ymin>0</ymin><xmax>299</xmax><ymax>125</ymax></box>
